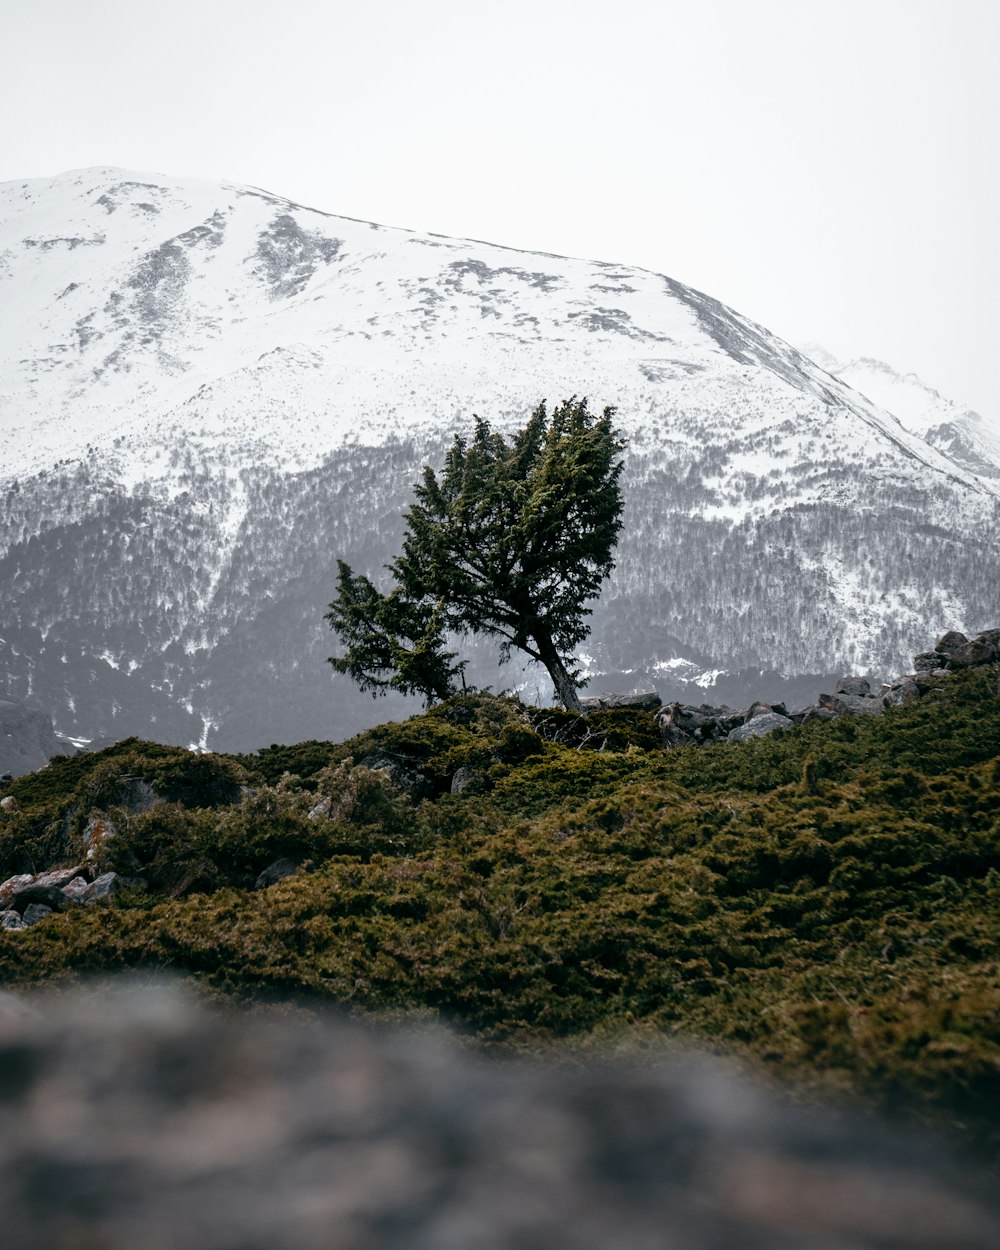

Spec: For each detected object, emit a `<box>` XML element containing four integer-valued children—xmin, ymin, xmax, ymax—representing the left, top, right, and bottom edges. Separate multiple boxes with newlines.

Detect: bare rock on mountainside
<box><xmin>0</xmin><ymin>979</ymin><xmax>995</xmax><ymax>1250</ymax></box>
<box><xmin>0</xmin><ymin>696</ymin><xmax>65</xmax><ymax>778</ymax></box>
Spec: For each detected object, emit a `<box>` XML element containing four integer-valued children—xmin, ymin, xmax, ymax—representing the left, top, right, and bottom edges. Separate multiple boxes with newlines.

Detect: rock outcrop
<box><xmin>0</xmin><ymin>696</ymin><xmax>65</xmax><ymax>779</ymax></box>
<box><xmin>579</xmin><ymin>691</ymin><xmax>662</xmax><ymax>711</ymax></box>
<box><xmin>653</xmin><ymin>629</ymin><xmax>999</xmax><ymax>750</ymax></box>
<box><xmin>0</xmin><ymin>979</ymin><xmax>994</xmax><ymax>1250</ymax></box>
<box><xmin>0</xmin><ymin>866</ymin><xmax>145</xmax><ymax>927</ymax></box>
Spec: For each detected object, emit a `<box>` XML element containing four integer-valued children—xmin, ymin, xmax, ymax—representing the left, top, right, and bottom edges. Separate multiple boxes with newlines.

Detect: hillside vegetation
<box><xmin>2</xmin><ymin>666</ymin><xmax>999</xmax><ymax>1152</ymax></box>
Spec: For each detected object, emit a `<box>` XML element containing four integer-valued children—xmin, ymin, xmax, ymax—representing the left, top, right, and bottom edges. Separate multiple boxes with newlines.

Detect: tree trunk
<box><xmin>533</xmin><ymin>631</ymin><xmax>582</xmax><ymax>713</ymax></box>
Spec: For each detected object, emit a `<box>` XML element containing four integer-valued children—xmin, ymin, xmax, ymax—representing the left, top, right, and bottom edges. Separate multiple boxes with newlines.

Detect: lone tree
<box><xmin>326</xmin><ymin>397</ymin><xmax>624</xmax><ymax>712</ymax></box>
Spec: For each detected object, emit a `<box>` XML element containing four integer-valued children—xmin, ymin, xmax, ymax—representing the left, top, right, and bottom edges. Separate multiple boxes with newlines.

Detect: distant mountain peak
<box><xmin>800</xmin><ymin>346</ymin><xmax>1000</xmax><ymax>480</ymax></box>
<box><xmin>1</xmin><ymin>168</ymin><xmax>998</xmax><ymax>750</ymax></box>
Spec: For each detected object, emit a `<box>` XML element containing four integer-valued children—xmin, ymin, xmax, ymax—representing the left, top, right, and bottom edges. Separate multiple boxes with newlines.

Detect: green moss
<box><xmin>2</xmin><ymin>672</ymin><xmax>999</xmax><ymax>1152</ymax></box>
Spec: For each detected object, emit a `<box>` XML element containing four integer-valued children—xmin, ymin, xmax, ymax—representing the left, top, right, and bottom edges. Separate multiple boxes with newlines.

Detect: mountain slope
<box><xmin>802</xmin><ymin>347</ymin><xmax>1000</xmax><ymax>482</ymax></box>
<box><xmin>2</xmin><ymin>168</ymin><xmax>999</xmax><ymax>749</ymax></box>
<box><xmin>3</xmin><ymin>662</ymin><xmax>1000</xmax><ymax>1158</ymax></box>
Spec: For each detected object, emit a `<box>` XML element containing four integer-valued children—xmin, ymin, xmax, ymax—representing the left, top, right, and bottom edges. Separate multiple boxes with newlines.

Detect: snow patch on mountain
<box><xmin>1</xmin><ymin>168</ymin><xmax>998</xmax><ymax>749</ymax></box>
<box><xmin>800</xmin><ymin>346</ymin><xmax>1000</xmax><ymax>481</ymax></box>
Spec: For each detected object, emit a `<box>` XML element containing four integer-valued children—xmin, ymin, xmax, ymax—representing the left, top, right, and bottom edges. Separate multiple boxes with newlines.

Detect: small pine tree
<box><xmin>327</xmin><ymin>398</ymin><xmax>625</xmax><ymax>711</ymax></box>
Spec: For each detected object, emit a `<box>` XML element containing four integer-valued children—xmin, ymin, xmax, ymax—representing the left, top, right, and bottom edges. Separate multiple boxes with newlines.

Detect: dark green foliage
<box><xmin>327</xmin><ymin>400</ymin><xmax>625</xmax><ymax>710</ymax></box>
<box><xmin>233</xmin><ymin>740</ymin><xmax>339</xmax><ymax>787</ymax></box>
<box><xmin>325</xmin><ymin>562</ymin><xmax>464</xmax><ymax>704</ymax></box>
<box><xmin>2</xmin><ymin>668</ymin><xmax>1000</xmax><ymax>1153</ymax></box>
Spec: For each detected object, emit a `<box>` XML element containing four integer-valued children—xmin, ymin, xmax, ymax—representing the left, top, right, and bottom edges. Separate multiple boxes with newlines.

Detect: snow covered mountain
<box><xmin>802</xmin><ymin>347</ymin><xmax>1000</xmax><ymax>482</ymax></box>
<box><xmin>2</xmin><ymin>168</ymin><xmax>999</xmax><ymax>750</ymax></box>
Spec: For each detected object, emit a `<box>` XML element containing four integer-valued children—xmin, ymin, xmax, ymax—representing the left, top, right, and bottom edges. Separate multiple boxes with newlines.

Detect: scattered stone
<box><xmin>21</xmin><ymin>903</ymin><xmax>54</xmax><ymax>926</ymax></box>
<box><xmin>450</xmin><ymin>765</ymin><xmax>482</xmax><ymax>795</ymax></box>
<box><xmin>83</xmin><ymin>811</ymin><xmax>120</xmax><ymax>857</ymax></box>
<box><xmin>935</xmin><ymin>630</ymin><xmax>969</xmax><ymax>654</ymax></box>
<box><xmin>307</xmin><ymin>796</ymin><xmax>332</xmax><ymax>821</ymax></box>
<box><xmin>111</xmin><ymin>777</ymin><xmax>160</xmax><ymax>814</ymax></box>
<box><xmin>254</xmin><ymin>858</ymin><xmax>298</xmax><ymax>890</ymax></box>
<box><xmin>579</xmin><ymin>691</ymin><xmax>662</xmax><ymax>711</ymax></box>
<box><xmin>913</xmin><ymin>669</ymin><xmax>948</xmax><ymax>691</ymax></box>
<box><xmin>78</xmin><ymin>872</ymin><xmax>144</xmax><ymax>903</ymax></box>
<box><xmin>357</xmin><ymin>751</ymin><xmax>432</xmax><ymax>800</ymax></box>
<box><xmin>650</xmin><ymin>629</ymin><xmax>999</xmax><ymax>753</ymax></box>
<box><xmin>0</xmin><ymin>874</ymin><xmax>35</xmax><ymax>909</ymax></box>
<box><xmin>32</xmin><ymin>866</ymin><xmax>88</xmax><ymax>890</ymax></box>
<box><xmin>60</xmin><ymin>876</ymin><xmax>93</xmax><ymax>903</ymax></box>
<box><xmin>948</xmin><ymin>637</ymin><xmax>998</xmax><ymax>668</ymax></box>
<box><xmin>818</xmin><ymin>692</ymin><xmax>884</xmax><ymax>716</ymax></box>
<box><xmin>835</xmin><ymin>676</ymin><xmax>871</xmax><ymax>697</ymax></box>
<box><xmin>659</xmin><ymin>722</ymin><xmax>695</xmax><ymax>749</ymax></box>
<box><xmin>0</xmin><ymin>909</ymin><xmax>26</xmax><ymax>930</ymax></box>
<box><xmin>883</xmin><ymin>679</ymin><xmax>920</xmax><ymax>707</ymax></box>
<box><xmin>726</xmin><ymin>711</ymin><xmax>793</xmax><ymax>742</ymax></box>
<box><xmin>798</xmin><ymin>706</ymin><xmax>839</xmax><ymax>723</ymax></box>
<box><xmin>0</xmin><ymin>795</ymin><xmax>19</xmax><ymax>813</ymax></box>
<box><xmin>11</xmin><ymin>883</ymin><xmax>74</xmax><ymax>914</ymax></box>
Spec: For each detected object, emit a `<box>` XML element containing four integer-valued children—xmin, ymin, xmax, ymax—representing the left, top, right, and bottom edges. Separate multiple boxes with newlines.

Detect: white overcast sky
<box><xmin>3</xmin><ymin>0</ymin><xmax>998</xmax><ymax>418</ymax></box>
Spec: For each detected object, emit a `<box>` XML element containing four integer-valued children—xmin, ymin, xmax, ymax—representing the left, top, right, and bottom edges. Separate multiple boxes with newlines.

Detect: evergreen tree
<box><xmin>327</xmin><ymin>398</ymin><xmax>625</xmax><ymax>711</ymax></box>
<box><xmin>325</xmin><ymin>561</ymin><xmax>464</xmax><ymax>706</ymax></box>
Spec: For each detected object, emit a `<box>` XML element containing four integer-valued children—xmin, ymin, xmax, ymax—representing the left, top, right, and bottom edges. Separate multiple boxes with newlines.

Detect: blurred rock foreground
<box><xmin>0</xmin><ymin>979</ymin><xmax>995</xmax><ymax>1249</ymax></box>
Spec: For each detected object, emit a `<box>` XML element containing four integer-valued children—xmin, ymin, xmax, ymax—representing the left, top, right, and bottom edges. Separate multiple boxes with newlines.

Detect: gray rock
<box><xmin>913</xmin><ymin>651</ymin><xmax>942</xmax><ymax>671</ymax></box>
<box><xmin>819</xmin><ymin>692</ymin><xmax>884</xmax><ymax>716</ymax></box>
<box><xmin>0</xmin><ymin>978</ymin><xmax>994</xmax><ymax>1250</ymax></box>
<box><xmin>0</xmin><ymin>909</ymin><xmax>26</xmax><ymax>930</ymax></box>
<box><xmin>0</xmin><ymin>795</ymin><xmax>19</xmax><ymax>813</ymax></box>
<box><xmin>746</xmin><ymin>700</ymin><xmax>778</xmax><ymax>720</ymax></box>
<box><xmin>0</xmin><ymin>874</ymin><xmax>35</xmax><ymax>909</ymax></box>
<box><xmin>835</xmin><ymin>676</ymin><xmax>871</xmax><ymax>696</ymax></box>
<box><xmin>935</xmin><ymin>630</ymin><xmax>969</xmax><ymax>654</ymax></box>
<box><xmin>307</xmin><ymin>795</ymin><xmax>332</xmax><ymax>821</ymax></box>
<box><xmin>21</xmin><ymin>903</ymin><xmax>54</xmax><ymax>926</ymax></box>
<box><xmin>254</xmin><ymin>858</ymin><xmax>298</xmax><ymax>890</ymax></box>
<box><xmin>659</xmin><ymin>724</ymin><xmax>697</xmax><ymax>749</ymax></box>
<box><xmin>450</xmin><ymin>765</ymin><xmax>482</xmax><ymax>795</ymax></box>
<box><xmin>33</xmin><ymin>866</ymin><xmax>88</xmax><ymax>890</ymax></box>
<box><xmin>947</xmin><ymin>638</ymin><xmax>998</xmax><ymax>668</ymax></box>
<box><xmin>105</xmin><ymin>777</ymin><xmax>160</xmax><ymax>815</ymax></box>
<box><xmin>657</xmin><ymin>703</ymin><xmax>732</xmax><ymax>743</ymax></box>
<box><xmin>60</xmin><ymin>876</ymin><xmax>94</xmax><ymax>902</ymax></box>
<box><xmin>727</xmin><ymin>712</ymin><xmax>793</xmax><ymax>742</ymax></box>
<box><xmin>798</xmin><ymin>706</ymin><xmax>839</xmax><ymax>723</ymax></box>
<box><xmin>83</xmin><ymin>811</ymin><xmax>120</xmax><ymax>856</ymax></box>
<box><xmin>357</xmin><ymin>751</ymin><xmax>432</xmax><ymax>800</ymax></box>
<box><xmin>77</xmin><ymin>872</ymin><xmax>144</xmax><ymax>903</ymax></box>
<box><xmin>11</xmin><ymin>883</ymin><xmax>73</xmax><ymax>914</ymax></box>
<box><xmin>883</xmin><ymin>679</ymin><xmax>921</xmax><ymax>707</ymax></box>
<box><xmin>579</xmin><ymin>691</ymin><xmax>662</xmax><ymax>711</ymax></box>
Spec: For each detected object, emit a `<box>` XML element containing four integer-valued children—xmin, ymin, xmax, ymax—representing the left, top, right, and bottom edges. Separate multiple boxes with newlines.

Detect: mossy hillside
<box><xmin>2</xmin><ymin>668</ymin><xmax>999</xmax><ymax>1150</ymax></box>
